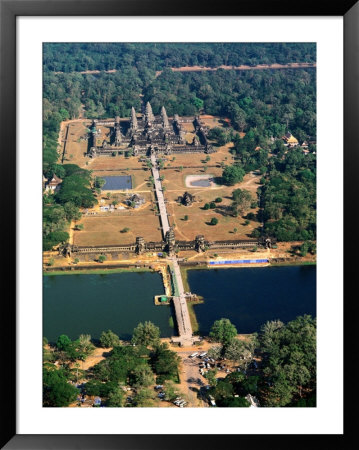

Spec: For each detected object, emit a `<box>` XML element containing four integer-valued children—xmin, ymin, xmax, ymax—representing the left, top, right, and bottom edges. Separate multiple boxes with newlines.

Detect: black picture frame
<box><xmin>1</xmin><ymin>0</ymin><xmax>356</xmax><ymax>448</ymax></box>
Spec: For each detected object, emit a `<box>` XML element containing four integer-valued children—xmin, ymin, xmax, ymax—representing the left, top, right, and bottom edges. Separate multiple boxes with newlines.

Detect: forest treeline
<box><xmin>44</xmin><ymin>43</ymin><xmax>316</xmax><ymax>73</ymax></box>
<box><xmin>43</xmin><ymin>67</ymin><xmax>316</xmax><ymax>160</ymax></box>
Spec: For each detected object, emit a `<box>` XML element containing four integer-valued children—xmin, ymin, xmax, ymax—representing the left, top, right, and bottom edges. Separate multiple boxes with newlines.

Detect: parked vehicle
<box><xmin>199</xmin><ymin>352</ymin><xmax>207</xmax><ymax>358</ymax></box>
<box><xmin>174</xmin><ymin>397</ymin><xmax>186</xmax><ymax>407</ymax></box>
<box><xmin>189</xmin><ymin>352</ymin><xmax>199</xmax><ymax>358</ymax></box>
<box><xmin>209</xmin><ymin>395</ymin><xmax>216</xmax><ymax>407</ymax></box>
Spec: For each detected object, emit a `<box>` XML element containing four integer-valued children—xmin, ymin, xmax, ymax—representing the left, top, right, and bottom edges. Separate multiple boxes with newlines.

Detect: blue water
<box><xmin>190</xmin><ymin>179</ymin><xmax>211</xmax><ymax>187</ymax></box>
<box><xmin>102</xmin><ymin>176</ymin><xmax>132</xmax><ymax>190</ymax></box>
<box><xmin>188</xmin><ymin>265</ymin><xmax>316</xmax><ymax>334</ymax></box>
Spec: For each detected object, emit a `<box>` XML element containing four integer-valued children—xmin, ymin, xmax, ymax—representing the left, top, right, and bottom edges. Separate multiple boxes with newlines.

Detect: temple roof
<box><xmin>283</xmin><ymin>132</ymin><xmax>298</xmax><ymax>143</ymax></box>
<box><xmin>48</xmin><ymin>174</ymin><xmax>62</xmax><ymax>185</ymax></box>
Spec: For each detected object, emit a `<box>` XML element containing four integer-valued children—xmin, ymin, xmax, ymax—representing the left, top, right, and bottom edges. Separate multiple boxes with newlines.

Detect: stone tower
<box><xmin>130</xmin><ymin>107</ymin><xmax>138</xmax><ymax>131</ymax></box>
<box><xmin>136</xmin><ymin>236</ymin><xmax>145</xmax><ymax>254</ymax></box>
<box><xmin>145</xmin><ymin>102</ymin><xmax>155</xmax><ymax>124</ymax></box>
<box><xmin>115</xmin><ymin>128</ymin><xmax>122</xmax><ymax>146</ymax></box>
<box><xmin>195</xmin><ymin>235</ymin><xmax>206</xmax><ymax>253</ymax></box>
<box><xmin>165</xmin><ymin>227</ymin><xmax>176</xmax><ymax>256</ymax></box>
<box><xmin>161</xmin><ymin>106</ymin><xmax>170</xmax><ymax>129</ymax></box>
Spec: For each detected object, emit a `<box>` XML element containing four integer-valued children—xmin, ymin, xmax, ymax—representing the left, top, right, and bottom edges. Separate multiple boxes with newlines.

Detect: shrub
<box><xmin>246</xmin><ymin>212</ymin><xmax>256</xmax><ymax>221</ymax></box>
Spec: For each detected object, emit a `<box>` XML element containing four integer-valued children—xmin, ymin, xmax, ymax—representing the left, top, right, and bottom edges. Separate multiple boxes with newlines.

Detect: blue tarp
<box><xmin>209</xmin><ymin>259</ymin><xmax>268</xmax><ymax>265</ymax></box>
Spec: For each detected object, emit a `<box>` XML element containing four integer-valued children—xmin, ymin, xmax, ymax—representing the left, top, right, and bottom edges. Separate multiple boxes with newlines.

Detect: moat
<box><xmin>43</xmin><ymin>271</ymin><xmax>174</xmax><ymax>342</ymax></box>
<box><xmin>189</xmin><ymin>265</ymin><xmax>316</xmax><ymax>335</ymax></box>
<box><xmin>43</xmin><ymin>265</ymin><xmax>316</xmax><ymax>342</ymax></box>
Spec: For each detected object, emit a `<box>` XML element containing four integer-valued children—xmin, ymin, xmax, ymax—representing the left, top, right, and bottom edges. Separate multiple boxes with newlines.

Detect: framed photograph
<box><xmin>1</xmin><ymin>0</ymin><xmax>356</xmax><ymax>448</ymax></box>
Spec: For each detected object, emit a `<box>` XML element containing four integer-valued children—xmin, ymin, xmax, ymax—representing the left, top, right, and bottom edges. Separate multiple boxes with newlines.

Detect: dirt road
<box><xmin>53</xmin><ymin>62</ymin><xmax>316</xmax><ymax>78</ymax></box>
<box><xmin>155</xmin><ymin>62</ymin><xmax>316</xmax><ymax>77</ymax></box>
<box><xmin>177</xmin><ymin>350</ymin><xmax>209</xmax><ymax>407</ymax></box>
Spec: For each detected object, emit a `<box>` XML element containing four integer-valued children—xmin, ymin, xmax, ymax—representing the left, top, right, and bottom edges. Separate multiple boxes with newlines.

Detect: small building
<box><xmin>301</xmin><ymin>141</ymin><xmax>309</xmax><ymax>148</ymax></box>
<box><xmin>126</xmin><ymin>193</ymin><xmax>145</xmax><ymax>208</ymax></box>
<box><xmin>282</xmin><ymin>132</ymin><xmax>299</xmax><ymax>147</ymax></box>
<box><xmin>46</xmin><ymin>174</ymin><xmax>62</xmax><ymax>192</ymax></box>
<box><xmin>179</xmin><ymin>191</ymin><xmax>195</xmax><ymax>206</ymax></box>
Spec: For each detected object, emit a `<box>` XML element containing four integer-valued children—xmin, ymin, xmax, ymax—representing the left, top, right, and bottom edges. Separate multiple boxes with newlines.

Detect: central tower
<box><xmin>145</xmin><ymin>101</ymin><xmax>155</xmax><ymax>126</ymax></box>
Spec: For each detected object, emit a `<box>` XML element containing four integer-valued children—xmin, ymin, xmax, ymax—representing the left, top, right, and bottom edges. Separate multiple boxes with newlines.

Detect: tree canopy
<box><xmin>131</xmin><ymin>321</ymin><xmax>161</xmax><ymax>347</ymax></box>
<box><xmin>222</xmin><ymin>165</ymin><xmax>245</xmax><ymax>186</ymax></box>
<box><xmin>209</xmin><ymin>318</ymin><xmax>238</xmax><ymax>347</ymax></box>
<box><xmin>259</xmin><ymin>315</ymin><xmax>316</xmax><ymax>406</ymax></box>
<box><xmin>43</xmin><ymin>367</ymin><xmax>78</xmax><ymax>407</ymax></box>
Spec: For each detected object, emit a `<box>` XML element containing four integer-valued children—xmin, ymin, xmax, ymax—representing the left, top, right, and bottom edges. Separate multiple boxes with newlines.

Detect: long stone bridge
<box><xmin>151</xmin><ymin>153</ymin><xmax>195</xmax><ymax>346</ymax></box>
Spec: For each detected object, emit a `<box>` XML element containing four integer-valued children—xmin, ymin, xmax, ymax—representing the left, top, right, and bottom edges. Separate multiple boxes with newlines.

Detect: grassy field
<box><xmin>164</xmin><ymin>170</ymin><xmax>261</xmax><ymax>241</ymax></box>
<box><xmin>60</xmin><ymin>115</ymin><xmax>263</xmax><ymax>247</ymax></box>
<box><xmin>73</xmin><ymin>212</ymin><xmax>163</xmax><ymax>246</ymax></box>
<box><xmin>61</xmin><ymin>120</ymin><xmax>91</xmax><ymax>167</ymax></box>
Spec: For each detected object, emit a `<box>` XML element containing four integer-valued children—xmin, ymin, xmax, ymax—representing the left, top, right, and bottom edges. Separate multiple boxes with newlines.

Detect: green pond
<box><xmin>43</xmin><ymin>272</ymin><xmax>174</xmax><ymax>342</ymax></box>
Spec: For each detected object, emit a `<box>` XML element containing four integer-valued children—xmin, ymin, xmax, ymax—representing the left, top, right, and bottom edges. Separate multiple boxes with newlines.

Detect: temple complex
<box><xmin>88</xmin><ymin>102</ymin><xmax>215</xmax><ymax>158</ymax></box>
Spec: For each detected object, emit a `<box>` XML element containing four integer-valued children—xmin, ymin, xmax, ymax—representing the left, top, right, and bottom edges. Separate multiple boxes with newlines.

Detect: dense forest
<box><xmin>43</xmin><ymin>164</ymin><xmax>97</xmax><ymax>250</ymax></box>
<box><xmin>43</xmin><ymin>43</ymin><xmax>316</xmax><ymax>246</ymax></box>
<box><xmin>44</xmin><ymin>43</ymin><xmax>316</xmax><ymax>73</ymax></box>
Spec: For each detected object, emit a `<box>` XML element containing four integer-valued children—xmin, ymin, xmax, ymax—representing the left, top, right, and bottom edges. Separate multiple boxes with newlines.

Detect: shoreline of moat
<box><xmin>43</xmin><ymin>258</ymin><xmax>316</xmax><ymax>338</ymax></box>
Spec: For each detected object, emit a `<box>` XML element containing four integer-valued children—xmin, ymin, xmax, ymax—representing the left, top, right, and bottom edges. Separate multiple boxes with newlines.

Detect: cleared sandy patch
<box><xmin>185</xmin><ymin>174</ymin><xmax>217</xmax><ymax>188</ymax></box>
